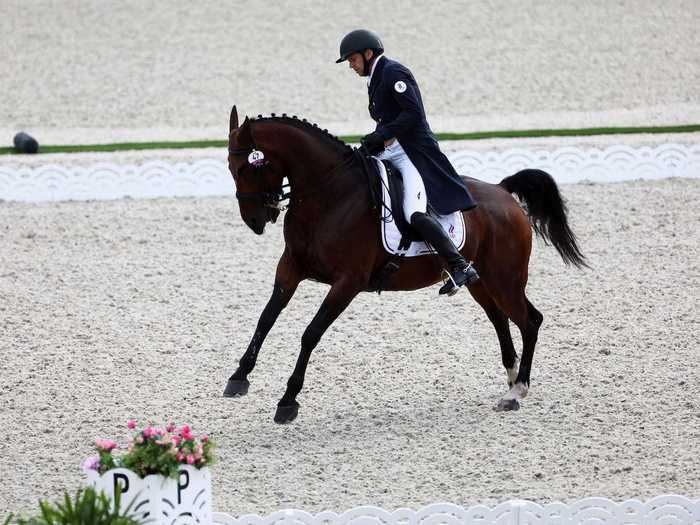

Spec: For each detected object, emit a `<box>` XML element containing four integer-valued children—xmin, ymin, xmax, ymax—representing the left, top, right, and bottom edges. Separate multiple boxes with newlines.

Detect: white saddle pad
<box><xmin>376</xmin><ymin>159</ymin><xmax>466</xmax><ymax>257</ymax></box>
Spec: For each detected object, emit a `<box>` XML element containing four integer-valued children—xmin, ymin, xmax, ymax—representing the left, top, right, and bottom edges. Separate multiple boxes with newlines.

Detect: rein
<box><xmin>231</xmin><ymin>145</ymin><xmax>355</xmax><ymax>211</ymax></box>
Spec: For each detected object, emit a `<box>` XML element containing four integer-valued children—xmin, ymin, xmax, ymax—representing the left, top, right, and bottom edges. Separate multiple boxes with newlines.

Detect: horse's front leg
<box><xmin>274</xmin><ymin>278</ymin><xmax>362</xmax><ymax>424</ymax></box>
<box><xmin>223</xmin><ymin>250</ymin><xmax>301</xmax><ymax>397</ymax></box>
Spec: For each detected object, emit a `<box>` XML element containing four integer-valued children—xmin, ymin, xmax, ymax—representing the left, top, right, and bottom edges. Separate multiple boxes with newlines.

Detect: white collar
<box><xmin>367</xmin><ymin>54</ymin><xmax>385</xmax><ymax>87</ymax></box>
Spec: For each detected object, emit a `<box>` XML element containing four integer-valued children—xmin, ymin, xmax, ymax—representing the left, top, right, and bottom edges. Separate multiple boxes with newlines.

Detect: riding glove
<box><xmin>360</xmin><ymin>131</ymin><xmax>385</xmax><ymax>155</ymax></box>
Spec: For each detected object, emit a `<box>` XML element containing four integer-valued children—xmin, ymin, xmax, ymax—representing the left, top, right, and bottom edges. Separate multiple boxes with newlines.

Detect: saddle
<box><xmin>355</xmin><ymin>149</ymin><xmax>422</xmax><ymax>292</ymax></box>
<box><xmin>380</xmin><ymin>160</ymin><xmax>423</xmax><ymax>250</ymax></box>
<box><xmin>355</xmin><ymin>148</ymin><xmax>420</xmax><ymax>249</ymax></box>
<box><xmin>355</xmin><ymin>148</ymin><xmax>468</xmax><ymax>293</ymax></box>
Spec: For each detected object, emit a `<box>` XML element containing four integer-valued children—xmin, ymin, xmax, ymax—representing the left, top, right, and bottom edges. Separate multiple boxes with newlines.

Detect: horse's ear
<box><xmin>237</xmin><ymin>116</ymin><xmax>253</xmax><ymax>144</ymax></box>
<box><xmin>229</xmin><ymin>105</ymin><xmax>239</xmax><ymax>132</ymax></box>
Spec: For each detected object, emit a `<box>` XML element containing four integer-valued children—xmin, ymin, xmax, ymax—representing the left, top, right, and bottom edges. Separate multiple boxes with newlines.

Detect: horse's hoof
<box><xmin>274</xmin><ymin>401</ymin><xmax>300</xmax><ymax>424</ymax></box>
<box><xmin>223</xmin><ymin>379</ymin><xmax>250</xmax><ymax>397</ymax></box>
<box><xmin>496</xmin><ymin>398</ymin><xmax>520</xmax><ymax>412</ymax></box>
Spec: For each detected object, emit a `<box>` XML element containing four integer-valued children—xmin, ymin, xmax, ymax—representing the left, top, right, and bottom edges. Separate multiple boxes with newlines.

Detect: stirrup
<box><xmin>439</xmin><ymin>261</ymin><xmax>478</xmax><ymax>296</ymax></box>
<box><xmin>440</xmin><ymin>269</ymin><xmax>460</xmax><ymax>297</ymax></box>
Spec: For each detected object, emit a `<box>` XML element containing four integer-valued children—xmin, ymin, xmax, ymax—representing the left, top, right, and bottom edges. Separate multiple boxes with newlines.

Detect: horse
<box><xmin>225</xmin><ymin>106</ymin><xmax>588</xmax><ymax>423</ymax></box>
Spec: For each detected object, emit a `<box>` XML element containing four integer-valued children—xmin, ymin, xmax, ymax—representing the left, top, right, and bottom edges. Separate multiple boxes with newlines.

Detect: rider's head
<box><xmin>336</xmin><ymin>29</ymin><xmax>384</xmax><ymax>77</ymax></box>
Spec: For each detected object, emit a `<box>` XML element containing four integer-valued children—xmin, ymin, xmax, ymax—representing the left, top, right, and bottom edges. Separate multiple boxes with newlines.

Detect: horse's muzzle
<box><xmin>245</xmin><ymin>216</ymin><xmax>266</xmax><ymax>235</ymax></box>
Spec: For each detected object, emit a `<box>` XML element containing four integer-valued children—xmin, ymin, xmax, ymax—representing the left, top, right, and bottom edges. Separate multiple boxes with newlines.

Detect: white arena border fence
<box><xmin>1</xmin><ymin>144</ymin><xmax>698</xmax><ymax>203</ymax></box>
<box><xmin>211</xmin><ymin>497</ymin><xmax>700</xmax><ymax>525</ymax></box>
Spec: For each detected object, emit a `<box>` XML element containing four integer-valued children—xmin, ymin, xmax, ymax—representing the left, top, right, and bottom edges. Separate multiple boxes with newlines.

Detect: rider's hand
<box><xmin>360</xmin><ymin>132</ymin><xmax>385</xmax><ymax>155</ymax></box>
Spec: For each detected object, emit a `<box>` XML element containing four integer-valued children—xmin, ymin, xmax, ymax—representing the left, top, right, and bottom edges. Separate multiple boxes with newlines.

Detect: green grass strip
<box><xmin>1</xmin><ymin>124</ymin><xmax>698</xmax><ymax>155</ymax></box>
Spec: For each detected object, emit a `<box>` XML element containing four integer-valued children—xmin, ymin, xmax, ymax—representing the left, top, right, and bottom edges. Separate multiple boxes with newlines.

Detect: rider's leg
<box><xmin>380</xmin><ymin>141</ymin><xmax>479</xmax><ymax>295</ymax></box>
<box><xmin>410</xmin><ymin>212</ymin><xmax>479</xmax><ymax>295</ymax></box>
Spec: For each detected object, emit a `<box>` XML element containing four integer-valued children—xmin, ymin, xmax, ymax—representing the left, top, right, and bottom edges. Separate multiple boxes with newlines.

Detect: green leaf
<box><xmin>9</xmin><ymin>487</ymin><xmax>140</xmax><ymax>525</ymax></box>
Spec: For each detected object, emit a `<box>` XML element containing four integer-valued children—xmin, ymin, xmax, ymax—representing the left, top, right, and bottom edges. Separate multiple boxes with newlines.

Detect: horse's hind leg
<box><xmin>517</xmin><ymin>299</ymin><xmax>544</xmax><ymax>387</ymax></box>
<box><xmin>223</xmin><ymin>249</ymin><xmax>301</xmax><ymax>397</ymax></box>
<box><xmin>495</xmin><ymin>294</ymin><xmax>543</xmax><ymax>411</ymax></box>
<box><xmin>468</xmin><ymin>283</ymin><xmax>519</xmax><ymax>387</ymax></box>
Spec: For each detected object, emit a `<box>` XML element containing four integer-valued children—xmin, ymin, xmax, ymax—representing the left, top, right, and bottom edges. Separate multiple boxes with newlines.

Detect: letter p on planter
<box><xmin>86</xmin><ymin>465</ymin><xmax>213</xmax><ymax>524</ymax></box>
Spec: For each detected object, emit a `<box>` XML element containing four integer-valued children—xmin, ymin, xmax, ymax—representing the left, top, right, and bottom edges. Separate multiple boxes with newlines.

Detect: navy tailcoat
<box><xmin>368</xmin><ymin>56</ymin><xmax>476</xmax><ymax>214</ymax></box>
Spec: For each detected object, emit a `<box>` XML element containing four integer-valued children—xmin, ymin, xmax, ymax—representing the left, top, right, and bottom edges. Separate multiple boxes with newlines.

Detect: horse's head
<box><xmin>228</xmin><ymin>106</ymin><xmax>284</xmax><ymax>235</ymax></box>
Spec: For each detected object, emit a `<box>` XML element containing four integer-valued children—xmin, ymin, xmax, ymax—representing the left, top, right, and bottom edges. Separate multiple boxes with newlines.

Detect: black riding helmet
<box><xmin>336</xmin><ymin>29</ymin><xmax>384</xmax><ymax>75</ymax></box>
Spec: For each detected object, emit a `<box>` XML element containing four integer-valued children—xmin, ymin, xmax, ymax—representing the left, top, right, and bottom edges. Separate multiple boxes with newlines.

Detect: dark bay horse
<box><xmin>225</xmin><ymin>106</ymin><xmax>587</xmax><ymax>423</ymax></box>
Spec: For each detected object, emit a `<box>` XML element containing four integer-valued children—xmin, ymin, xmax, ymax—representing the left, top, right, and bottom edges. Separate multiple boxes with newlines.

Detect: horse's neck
<box><xmin>287</xmin><ymin>147</ymin><xmax>349</xmax><ymax>191</ymax></box>
<box><xmin>283</xmin><ymin>141</ymin><xmax>352</xmax><ymax>193</ymax></box>
<box><xmin>287</xmin><ymin>150</ymin><xmax>369</xmax><ymax>218</ymax></box>
<box><xmin>257</xmin><ymin>124</ymin><xmax>370</xmax><ymax>217</ymax></box>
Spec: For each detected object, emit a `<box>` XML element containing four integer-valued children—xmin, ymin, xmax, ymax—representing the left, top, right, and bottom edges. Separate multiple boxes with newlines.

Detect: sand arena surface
<box><xmin>2</xmin><ymin>0</ymin><xmax>700</xmax><ymax>144</ymax></box>
<box><xmin>1</xmin><ymin>0</ymin><xmax>700</xmax><ymax>517</ymax></box>
<box><xmin>1</xmin><ymin>178</ymin><xmax>699</xmax><ymax>514</ymax></box>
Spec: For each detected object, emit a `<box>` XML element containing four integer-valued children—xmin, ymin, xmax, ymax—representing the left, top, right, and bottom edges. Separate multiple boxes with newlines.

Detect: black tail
<box><xmin>500</xmin><ymin>169</ymin><xmax>589</xmax><ymax>269</ymax></box>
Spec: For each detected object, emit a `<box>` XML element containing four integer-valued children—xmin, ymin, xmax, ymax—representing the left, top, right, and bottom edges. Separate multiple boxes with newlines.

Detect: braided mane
<box><xmin>250</xmin><ymin>113</ymin><xmax>353</xmax><ymax>153</ymax></box>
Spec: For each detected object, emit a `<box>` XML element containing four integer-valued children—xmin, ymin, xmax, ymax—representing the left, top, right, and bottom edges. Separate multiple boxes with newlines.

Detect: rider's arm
<box><xmin>375</xmin><ymin>69</ymin><xmax>422</xmax><ymax>140</ymax></box>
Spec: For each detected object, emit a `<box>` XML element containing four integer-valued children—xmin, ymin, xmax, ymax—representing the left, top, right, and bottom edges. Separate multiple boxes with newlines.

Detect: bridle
<box><xmin>230</xmin><ymin>146</ymin><xmax>292</xmax><ymax>211</ymax></box>
<box><xmin>229</xmin><ymin>143</ymin><xmax>356</xmax><ymax>211</ymax></box>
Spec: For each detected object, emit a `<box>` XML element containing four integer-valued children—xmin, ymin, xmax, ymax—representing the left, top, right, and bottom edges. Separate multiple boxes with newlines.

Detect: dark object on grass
<box><xmin>13</xmin><ymin>132</ymin><xmax>39</xmax><ymax>154</ymax></box>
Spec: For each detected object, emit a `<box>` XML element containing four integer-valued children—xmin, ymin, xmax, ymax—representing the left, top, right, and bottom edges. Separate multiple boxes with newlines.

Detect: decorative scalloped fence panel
<box><xmin>449</xmin><ymin>144</ymin><xmax>700</xmax><ymax>185</ymax></box>
<box><xmin>0</xmin><ymin>159</ymin><xmax>233</xmax><ymax>203</ymax></box>
<box><xmin>211</xmin><ymin>497</ymin><xmax>700</xmax><ymax>525</ymax></box>
<box><xmin>1</xmin><ymin>144</ymin><xmax>698</xmax><ymax>203</ymax></box>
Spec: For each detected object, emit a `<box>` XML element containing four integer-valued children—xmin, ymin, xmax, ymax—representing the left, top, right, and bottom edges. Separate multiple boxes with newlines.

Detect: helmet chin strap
<box><xmin>362</xmin><ymin>52</ymin><xmax>374</xmax><ymax>76</ymax></box>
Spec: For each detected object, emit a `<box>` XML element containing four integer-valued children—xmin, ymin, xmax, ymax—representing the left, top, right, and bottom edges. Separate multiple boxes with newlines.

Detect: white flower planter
<box><xmin>86</xmin><ymin>466</ymin><xmax>212</xmax><ymax>524</ymax></box>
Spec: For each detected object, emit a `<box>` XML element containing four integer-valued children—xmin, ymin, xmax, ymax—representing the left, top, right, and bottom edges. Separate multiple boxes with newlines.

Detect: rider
<box><xmin>336</xmin><ymin>29</ymin><xmax>480</xmax><ymax>295</ymax></box>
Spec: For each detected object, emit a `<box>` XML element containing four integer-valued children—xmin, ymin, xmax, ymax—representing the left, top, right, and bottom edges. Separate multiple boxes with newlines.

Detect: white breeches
<box><xmin>377</xmin><ymin>140</ymin><xmax>427</xmax><ymax>221</ymax></box>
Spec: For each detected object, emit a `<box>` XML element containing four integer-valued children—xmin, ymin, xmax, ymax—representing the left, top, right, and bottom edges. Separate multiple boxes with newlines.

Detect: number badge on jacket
<box><xmin>394</xmin><ymin>81</ymin><xmax>407</xmax><ymax>93</ymax></box>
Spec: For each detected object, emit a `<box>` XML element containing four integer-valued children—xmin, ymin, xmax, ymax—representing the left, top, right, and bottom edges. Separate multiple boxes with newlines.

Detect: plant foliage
<box><xmin>4</xmin><ymin>487</ymin><xmax>138</xmax><ymax>525</ymax></box>
<box><xmin>84</xmin><ymin>421</ymin><xmax>214</xmax><ymax>479</ymax></box>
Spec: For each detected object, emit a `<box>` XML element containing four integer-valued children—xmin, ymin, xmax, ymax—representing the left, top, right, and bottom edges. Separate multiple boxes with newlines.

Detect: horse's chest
<box><xmin>285</xmin><ymin>223</ymin><xmax>350</xmax><ymax>283</ymax></box>
<box><xmin>284</xmin><ymin>224</ymin><xmax>328</xmax><ymax>279</ymax></box>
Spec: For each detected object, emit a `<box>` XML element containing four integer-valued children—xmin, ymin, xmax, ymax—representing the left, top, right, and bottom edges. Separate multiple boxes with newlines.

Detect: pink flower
<box><xmin>127</xmin><ymin>419</ymin><xmax>137</xmax><ymax>430</ymax></box>
<box><xmin>200</xmin><ymin>434</ymin><xmax>209</xmax><ymax>443</ymax></box>
<box><xmin>176</xmin><ymin>452</ymin><xmax>185</xmax><ymax>462</ymax></box>
<box><xmin>180</xmin><ymin>424</ymin><xmax>191</xmax><ymax>436</ymax></box>
<box><xmin>186</xmin><ymin>454</ymin><xmax>195</xmax><ymax>465</ymax></box>
<box><xmin>95</xmin><ymin>438</ymin><xmax>118</xmax><ymax>451</ymax></box>
<box><xmin>143</xmin><ymin>427</ymin><xmax>153</xmax><ymax>438</ymax></box>
<box><xmin>82</xmin><ymin>455</ymin><xmax>101</xmax><ymax>471</ymax></box>
<box><xmin>171</xmin><ymin>436</ymin><xmax>180</xmax><ymax>446</ymax></box>
<box><xmin>166</xmin><ymin>422</ymin><xmax>176</xmax><ymax>433</ymax></box>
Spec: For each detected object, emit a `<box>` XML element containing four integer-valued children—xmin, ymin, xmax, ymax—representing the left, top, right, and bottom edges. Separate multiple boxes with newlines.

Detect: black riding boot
<box><xmin>410</xmin><ymin>212</ymin><xmax>479</xmax><ymax>295</ymax></box>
